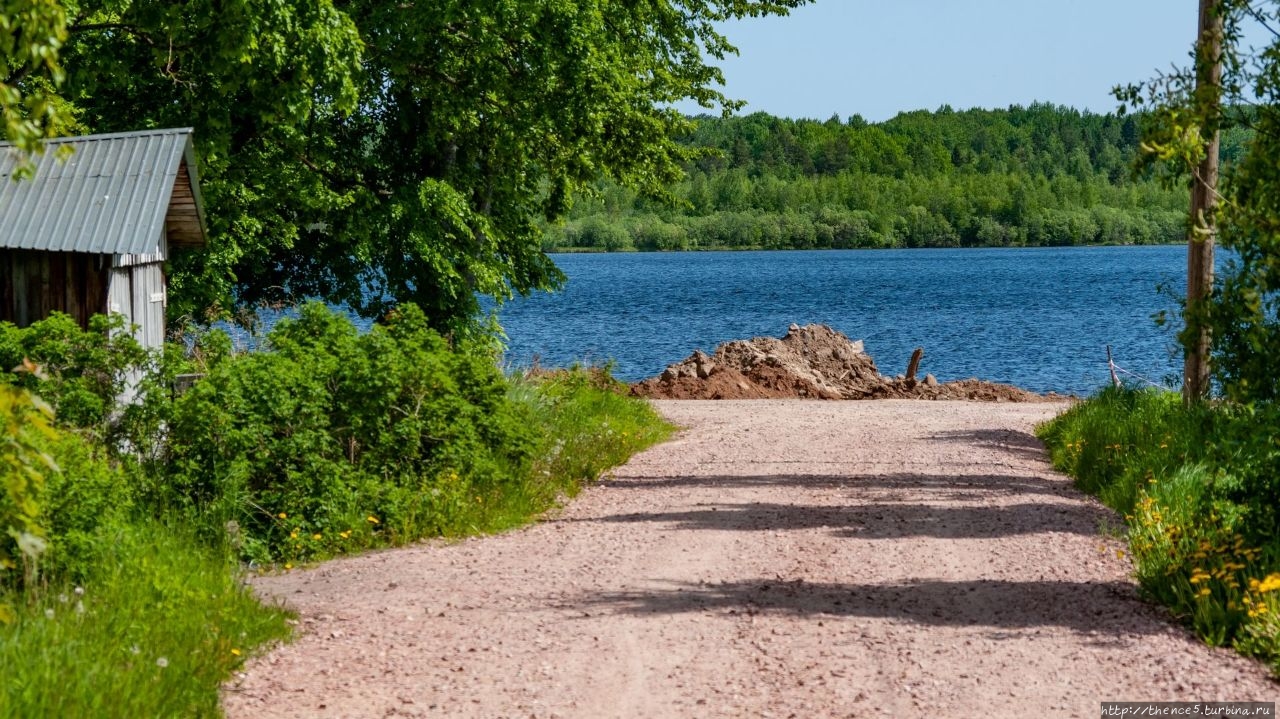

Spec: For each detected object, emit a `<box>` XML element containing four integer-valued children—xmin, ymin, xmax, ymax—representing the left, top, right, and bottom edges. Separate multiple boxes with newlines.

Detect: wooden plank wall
<box><xmin>167</xmin><ymin>161</ymin><xmax>204</xmax><ymax>247</ymax></box>
<box><xmin>0</xmin><ymin>249</ymin><xmax>111</xmax><ymax>329</ymax></box>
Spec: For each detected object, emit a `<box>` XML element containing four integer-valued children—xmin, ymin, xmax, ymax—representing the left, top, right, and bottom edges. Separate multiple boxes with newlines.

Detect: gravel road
<box><xmin>224</xmin><ymin>400</ymin><xmax>1277</xmax><ymax>718</ymax></box>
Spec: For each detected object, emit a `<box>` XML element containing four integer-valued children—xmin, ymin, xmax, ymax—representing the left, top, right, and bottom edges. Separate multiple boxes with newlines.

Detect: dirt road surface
<box><xmin>224</xmin><ymin>401</ymin><xmax>1277</xmax><ymax>718</ymax></box>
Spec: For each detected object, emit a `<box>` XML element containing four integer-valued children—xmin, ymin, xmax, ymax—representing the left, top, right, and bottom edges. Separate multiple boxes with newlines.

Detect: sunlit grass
<box><xmin>1038</xmin><ymin>387</ymin><xmax>1280</xmax><ymax>674</ymax></box>
<box><xmin>0</xmin><ymin>523</ymin><xmax>291</xmax><ymax>718</ymax></box>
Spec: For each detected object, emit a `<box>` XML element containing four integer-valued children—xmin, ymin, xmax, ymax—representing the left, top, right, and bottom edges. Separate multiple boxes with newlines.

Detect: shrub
<box><xmin>0</xmin><ymin>387</ymin><xmax>56</xmax><ymax>603</ymax></box>
<box><xmin>162</xmin><ymin>303</ymin><xmax>538</xmax><ymax>562</ymax></box>
<box><xmin>0</xmin><ymin>385</ymin><xmax>131</xmax><ymax>598</ymax></box>
<box><xmin>0</xmin><ymin>314</ymin><xmax>149</xmax><ymax>440</ymax></box>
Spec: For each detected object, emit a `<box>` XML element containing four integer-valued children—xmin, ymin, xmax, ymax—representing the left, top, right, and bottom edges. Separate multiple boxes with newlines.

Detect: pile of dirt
<box><xmin>630</xmin><ymin>324</ymin><xmax>1049</xmax><ymax>402</ymax></box>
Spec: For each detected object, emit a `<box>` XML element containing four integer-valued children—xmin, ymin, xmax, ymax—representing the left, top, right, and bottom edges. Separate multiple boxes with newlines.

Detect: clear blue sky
<box><xmin>677</xmin><ymin>1</ymin><xmax>1265</xmax><ymax>122</ymax></box>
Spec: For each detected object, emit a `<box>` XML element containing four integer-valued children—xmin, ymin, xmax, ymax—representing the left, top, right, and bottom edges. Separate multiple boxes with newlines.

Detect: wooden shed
<box><xmin>0</xmin><ymin>128</ymin><xmax>207</xmax><ymax>348</ymax></box>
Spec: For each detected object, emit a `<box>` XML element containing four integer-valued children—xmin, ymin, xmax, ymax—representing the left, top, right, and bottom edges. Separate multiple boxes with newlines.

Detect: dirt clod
<box><xmin>631</xmin><ymin>324</ymin><xmax>1048</xmax><ymax>401</ymax></box>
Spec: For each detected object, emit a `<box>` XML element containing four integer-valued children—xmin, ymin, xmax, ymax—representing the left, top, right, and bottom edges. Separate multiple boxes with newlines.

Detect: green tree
<box><xmin>1119</xmin><ymin>0</ymin><xmax>1280</xmax><ymax>402</ymax></box>
<box><xmin>13</xmin><ymin>1</ymin><xmax>811</xmax><ymax>331</ymax></box>
<box><xmin>1</xmin><ymin>0</ymin><xmax>74</xmax><ymax>163</ymax></box>
<box><xmin>265</xmin><ymin>1</ymin><xmax>809</xmax><ymax>329</ymax></box>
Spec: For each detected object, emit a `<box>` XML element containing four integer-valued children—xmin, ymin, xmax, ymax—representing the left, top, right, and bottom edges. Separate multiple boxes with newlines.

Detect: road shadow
<box><xmin>574</xmin><ymin>498</ymin><xmax>1107</xmax><ymax>539</ymax></box>
<box><xmin>926</xmin><ymin>428</ymin><xmax>1050</xmax><ymax>463</ymax></box>
<box><xmin>580</xmin><ymin>578</ymin><xmax>1165</xmax><ymax>635</ymax></box>
<box><xmin>603</xmin><ymin>471</ymin><xmax>1077</xmax><ymax>499</ymax></box>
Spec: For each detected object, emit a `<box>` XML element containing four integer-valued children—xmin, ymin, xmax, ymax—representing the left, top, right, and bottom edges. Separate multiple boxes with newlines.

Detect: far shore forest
<box><xmin>546</xmin><ymin>105</ymin><xmax>1236</xmax><ymax>253</ymax></box>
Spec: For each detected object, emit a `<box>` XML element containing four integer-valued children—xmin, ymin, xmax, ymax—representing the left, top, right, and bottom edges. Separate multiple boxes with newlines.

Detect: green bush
<box><xmin>0</xmin><ymin>387</ymin><xmax>56</xmax><ymax>604</ymax></box>
<box><xmin>30</xmin><ymin>428</ymin><xmax>132</xmax><ymax>583</ymax></box>
<box><xmin>1</xmin><ymin>384</ymin><xmax>132</xmax><ymax>605</ymax></box>
<box><xmin>161</xmin><ymin>303</ymin><xmax>539</xmax><ymax>562</ymax></box>
<box><xmin>0</xmin><ymin>314</ymin><xmax>149</xmax><ymax>440</ymax></box>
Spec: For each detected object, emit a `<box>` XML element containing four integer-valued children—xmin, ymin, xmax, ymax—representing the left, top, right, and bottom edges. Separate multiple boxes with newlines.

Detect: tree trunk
<box><xmin>1184</xmin><ymin>0</ymin><xmax>1223</xmax><ymax>404</ymax></box>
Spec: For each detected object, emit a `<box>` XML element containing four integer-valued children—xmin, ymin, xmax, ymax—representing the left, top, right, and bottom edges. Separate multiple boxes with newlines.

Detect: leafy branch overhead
<box><xmin>1119</xmin><ymin>0</ymin><xmax>1280</xmax><ymax>403</ymax></box>
<box><xmin>2</xmin><ymin>0</ymin><xmax>812</xmax><ymax>331</ymax></box>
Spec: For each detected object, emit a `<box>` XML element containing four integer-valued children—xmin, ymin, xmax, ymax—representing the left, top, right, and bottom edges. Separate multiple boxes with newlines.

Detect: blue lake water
<box><xmin>495</xmin><ymin>247</ymin><xmax>1190</xmax><ymax>396</ymax></box>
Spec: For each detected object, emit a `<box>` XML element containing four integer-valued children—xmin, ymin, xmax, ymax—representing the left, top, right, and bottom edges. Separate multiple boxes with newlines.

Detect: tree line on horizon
<box><xmin>547</xmin><ymin>104</ymin><xmax>1253</xmax><ymax>252</ymax></box>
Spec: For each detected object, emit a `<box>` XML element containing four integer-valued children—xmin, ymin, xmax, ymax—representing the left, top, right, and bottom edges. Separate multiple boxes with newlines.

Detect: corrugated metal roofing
<box><xmin>0</xmin><ymin>128</ymin><xmax>205</xmax><ymax>255</ymax></box>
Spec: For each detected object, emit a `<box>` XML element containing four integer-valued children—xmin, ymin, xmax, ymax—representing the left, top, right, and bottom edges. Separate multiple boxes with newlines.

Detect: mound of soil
<box><xmin>630</xmin><ymin>324</ymin><xmax>1048</xmax><ymax>402</ymax></box>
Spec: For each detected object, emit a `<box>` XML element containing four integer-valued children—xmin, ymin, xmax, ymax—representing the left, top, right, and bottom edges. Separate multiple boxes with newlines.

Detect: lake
<box><xmin>495</xmin><ymin>246</ymin><xmax>1189</xmax><ymax>396</ymax></box>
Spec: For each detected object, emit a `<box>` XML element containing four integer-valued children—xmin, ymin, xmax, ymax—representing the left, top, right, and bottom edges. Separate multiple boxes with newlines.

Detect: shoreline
<box><xmin>543</xmin><ymin>241</ymin><xmax>1184</xmax><ymax>254</ymax></box>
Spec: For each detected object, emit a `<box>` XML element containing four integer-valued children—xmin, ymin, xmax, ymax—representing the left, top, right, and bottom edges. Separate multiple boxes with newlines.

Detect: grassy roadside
<box><xmin>0</xmin><ymin>324</ymin><xmax>673</xmax><ymax>718</ymax></box>
<box><xmin>1037</xmin><ymin>387</ymin><xmax>1280</xmax><ymax>672</ymax></box>
<box><xmin>0</xmin><ymin>526</ymin><xmax>292</xmax><ymax>718</ymax></box>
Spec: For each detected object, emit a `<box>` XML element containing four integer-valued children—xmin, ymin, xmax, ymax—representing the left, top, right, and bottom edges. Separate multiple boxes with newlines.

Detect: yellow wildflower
<box><xmin>367</xmin><ymin>515</ymin><xmax>380</xmax><ymax>524</ymax></box>
<box><xmin>231</xmin><ymin>648</ymin><xmax>241</xmax><ymax>657</ymax></box>
<box><xmin>278</xmin><ymin>512</ymin><xmax>287</xmax><ymax>520</ymax></box>
<box><xmin>312</xmin><ymin>533</ymin><xmax>322</xmax><ymax>541</ymax></box>
<box><xmin>1257</xmin><ymin>574</ymin><xmax>1280</xmax><ymax>593</ymax></box>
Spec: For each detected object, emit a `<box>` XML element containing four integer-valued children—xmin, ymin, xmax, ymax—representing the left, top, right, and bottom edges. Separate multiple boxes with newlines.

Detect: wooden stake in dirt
<box><xmin>905</xmin><ymin>347</ymin><xmax>924</xmax><ymax>383</ymax></box>
<box><xmin>1184</xmin><ymin>0</ymin><xmax>1222</xmax><ymax>404</ymax></box>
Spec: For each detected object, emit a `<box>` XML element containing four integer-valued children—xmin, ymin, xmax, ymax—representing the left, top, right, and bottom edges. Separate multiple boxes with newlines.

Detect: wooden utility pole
<box><xmin>1184</xmin><ymin>0</ymin><xmax>1223</xmax><ymax>404</ymax></box>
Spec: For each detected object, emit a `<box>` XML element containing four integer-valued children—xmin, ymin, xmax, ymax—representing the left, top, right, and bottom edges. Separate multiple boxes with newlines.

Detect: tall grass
<box><xmin>0</xmin><ymin>524</ymin><xmax>291</xmax><ymax>718</ymax></box>
<box><xmin>1038</xmin><ymin>387</ymin><xmax>1280</xmax><ymax>672</ymax></box>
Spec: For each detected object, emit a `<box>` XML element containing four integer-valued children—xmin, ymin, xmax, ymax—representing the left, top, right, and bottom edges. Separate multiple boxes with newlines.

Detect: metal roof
<box><xmin>0</xmin><ymin>127</ymin><xmax>207</xmax><ymax>255</ymax></box>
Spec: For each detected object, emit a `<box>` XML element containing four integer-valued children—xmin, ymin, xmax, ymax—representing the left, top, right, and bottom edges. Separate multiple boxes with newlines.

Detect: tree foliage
<box><xmin>549</xmin><ymin>105</ymin><xmax>1197</xmax><ymax>251</ymax></box>
<box><xmin>0</xmin><ymin>0</ymin><xmax>71</xmax><ymax>158</ymax></box>
<box><xmin>1120</xmin><ymin>0</ymin><xmax>1280</xmax><ymax>402</ymax></box>
<box><xmin>5</xmin><ymin>0</ymin><xmax>812</xmax><ymax>331</ymax></box>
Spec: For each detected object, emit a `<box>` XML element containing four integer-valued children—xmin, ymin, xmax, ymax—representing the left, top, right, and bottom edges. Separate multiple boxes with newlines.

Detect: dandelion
<box><xmin>156</xmin><ymin>657</ymin><xmax>169</xmax><ymax>668</ymax></box>
<box><xmin>278</xmin><ymin>512</ymin><xmax>288</xmax><ymax>520</ymax></box>
<box><xmin>367</xmin><ymin>516</ymin><xmax>380</xmax><ymax>525</ymax></box>
<box><xmin>1196</xmin><ymin>588</ymin><xmax>1211</xmax><ymax>598</ymax></box>
<box><xmin>73</xmin><ymin>586</ymin><xmax>84</xmax><ymax>597</ymax></box>
<box><xmin>1116</xmin><ymin>549</ymin><xmax>1125</xmax><ymax>560</ymax></box>
<box><xmin>312</xmin><ymin>533</ymin><xmax>322</xmax><ymax>541</ymax></box>
<box><xmin>1257</xmin><ymin>574</ymin><xmax>1280</xmax><ymax>593</ymax></box>
<box><xmin>284</xmin><ymin>563</ymin><xmax>294</xmax><ymax>570</ymax></box>
<box><xmin>231</xmin><ymin>648</ymin><xmax>241</xmax><ymax>657</ymax></box>
<box><xmin>44</xmin><ymin>608</ymin><xmax>54</xmax><ymax>619</ymax></box>
<box><xmin>58</xmin><ymin>593</ymin><xmax>68</xmax><ymax>604</ymax></box>
<box><xmin>340</xmin><ymin>530</ymin><xmax>351</xmax><ymax>539</ymax></box>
